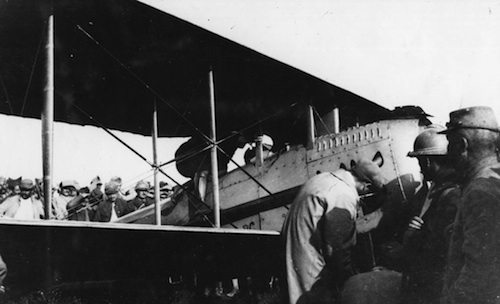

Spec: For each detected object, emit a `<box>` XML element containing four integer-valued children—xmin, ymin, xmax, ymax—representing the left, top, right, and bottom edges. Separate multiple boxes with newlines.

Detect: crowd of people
<box><xmin>283</xmin><ymin>106</ymin><xmax>500</xmax><ymax>304</ymax></box>
<box><xmin>0</xmin><ymin>175</ymin><xmax>175</xmax><ymax>222</ymax></box>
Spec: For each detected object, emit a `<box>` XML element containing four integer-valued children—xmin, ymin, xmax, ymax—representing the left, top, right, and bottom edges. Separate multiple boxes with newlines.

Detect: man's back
<box><xmin>443</xmin><ymin>162</ymin><xmax>500</xmax><ymax>303</ymax></box>
<box><xmin>283</xmin><ymin>170</ymin><xmax>358</xmax><ymax>304</ymax></box>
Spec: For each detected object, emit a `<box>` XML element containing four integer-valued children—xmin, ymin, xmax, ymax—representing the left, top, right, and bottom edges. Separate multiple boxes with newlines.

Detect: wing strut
<box><xmin>152</xmin><ymin>99</ymin><xmax>161</xmax><ymax>225</ymax></box>
<box><xmin>42</xmin><ymin>14</ymin><xmax>54</xmax><ymax>219</ymax></box>
<box><xmin>209</xmin><ymin>69</ymin><xmax>220</xmax><ymax>228</ymax></box>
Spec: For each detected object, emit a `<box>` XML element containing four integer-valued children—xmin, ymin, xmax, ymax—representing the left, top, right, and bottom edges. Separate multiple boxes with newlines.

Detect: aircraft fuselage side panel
<box><xmin>191</xmin><ymin>119</ymin><xmax>423</xmax><ymax>232</ymax></box>
<box><xmin>306</xmin><ymin>119</ymin><xmax>422</xmax><ymax>206</ymax></box>
<box><xmin>214</xmin><ymin>146</ymin><xmax>308</xmax><ymax>210</ymax></box>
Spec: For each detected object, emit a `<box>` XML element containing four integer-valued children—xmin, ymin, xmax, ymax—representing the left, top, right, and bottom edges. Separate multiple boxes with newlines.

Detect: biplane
<box><xmin>0</xmin><ymin>0</ymin><xmax>432</xmax><ymax>301</ymax></box>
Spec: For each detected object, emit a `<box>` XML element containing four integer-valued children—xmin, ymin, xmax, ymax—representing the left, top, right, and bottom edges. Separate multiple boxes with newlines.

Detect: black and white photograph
<box><xmin>0</xmin><ymin>0</ymin><xmax>499</xmax><ymax>303</ymax></box>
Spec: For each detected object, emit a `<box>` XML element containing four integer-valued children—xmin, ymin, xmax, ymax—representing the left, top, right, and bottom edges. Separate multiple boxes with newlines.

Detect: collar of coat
<box><xmin>330</xmin><ymin>169</ymin><xmax>358</xmax><ymax>196</ymax></box>
<box><xmin>466</xmin><ymin>156</ymin><xmax>500</xmax><ymax>181</ymax></box>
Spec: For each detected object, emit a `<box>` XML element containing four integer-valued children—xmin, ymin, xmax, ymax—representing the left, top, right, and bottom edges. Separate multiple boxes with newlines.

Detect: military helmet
<box><xmin>408</xmin><ymin>125</ymin><xmax>448</xmax><ymax>157</ymax></box>
<box><xmin>135</xmin><ymin>180</ymin><xmax>149</xmax><ymax>191</ymax></box>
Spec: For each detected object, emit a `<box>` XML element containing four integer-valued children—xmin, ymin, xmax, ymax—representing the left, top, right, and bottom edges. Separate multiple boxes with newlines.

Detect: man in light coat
<box><xmin>282</xmin><ymin>158</ymin><xmax>386</xmax><ymax>304</ymax></box>
<box><xmin>0</xmin><ymin>179</ymin><xmax>44</xmax><ymax>219</ymax></box>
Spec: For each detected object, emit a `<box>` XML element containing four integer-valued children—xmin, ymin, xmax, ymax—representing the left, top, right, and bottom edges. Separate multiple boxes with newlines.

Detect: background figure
<box><xmin>93</xmin><ymin>181</ymin><xmax>133</xmax><ymax>222</ymax></box>
<box><xmin>6</xmin><ymin>177</ymin><xmax>21</xmax><ymax>197</ymax></box>
<box><xmin>244</xmin><ymin>133</ymin><xmax>274</xmax><ymax>164</ymax></box>
<box><xmin>401</xmin><ymin>125</ymin><xmax>460</xmax><ymax>303</ymax></box>
<box><xmin>89</xmin><ymin>176</ymin><xmax>103</xmax><ymax>193</ymax></box>
<box><xmin>52</xmin><ymin>180</ymin><xmax>79</xmax><ymax>220</ymax></box>
<box><xmin>0</xmin><ymin>177</ymin><xmax>8</xmax><ymax>203</ymax></box>
<box><xmin>66</xmin><ymin>176</ymin><xmax>104</xmax><ymax>221</ymax></box>
<box><xmin>282</xmin><ymin>158</ymin><xmax>386</xmax><ymax>304</ymax></box>
<box><xmin>159</xmin><ymin>181</ymin><xmax>174</xmax><ymax>200</ymax></box>
<box><xmin>129</xmin><ymin>180</ymin><xmax>153</xmax><ymax>210</ymax></box>
<box><xmin>0</xmin><ymin>179</ymin><xmax>44</xmax><ymax>219</ymax></box>
<box><xmin>109</xmin><ymin>176</ymin><xmax>135</xmax><ymax>201</ymax></box>
<box><xmin>66</xmin><ymin>186</ymin><xmax>98</xmax><ymax>221</ymax></box>
<box><xmin>440</xmin><ymin>106</ymin><xmax>500</xmax><ymax>303</ymax></box>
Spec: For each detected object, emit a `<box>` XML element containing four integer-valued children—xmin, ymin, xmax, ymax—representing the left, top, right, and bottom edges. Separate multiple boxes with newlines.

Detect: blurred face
<box><xmin>20</xmin><ymin>188</ymin><xmax>32</xmax><ymax>199</ymax></box>
<box><xmin>417</xmin><ymin>156</ymin><xmax>446</xmax><ymax>181</ymax></box>
<box><xmin>136</xmin><ymin>189</ymin><xmax>147</xmax><ymax>199</ymax></box>
<box><xmin>61</xmin><ymin>187</ymin><xmax>77</xmax><ymax>197</ymax></box>
<box><xmin>13</xmin><ymin>185</ymin><xmax>21</xmax><ymax>195</ymax></box>
<box><xmin>160</xmin><ymin>190</ymin><xmax>171</xmax><ymax>199</ymax></box>
<box><xmin>417</xmin><ymin>156</ymin><xmax>432</xmax><ymax>179</ymax></box>
<box><xmin>107</xmin><ymin>193</ymin><xmax>118</xmax><ymax>203</ymax></box>
<box><xmin>355</xmin><ymin>178</ymin><xmax>374</xmax><ymax>196</ymax></box>
<box><xmin>446</xmin><ymin>132</ymin><xmax>467</xmax><ymax>169</ymax></box>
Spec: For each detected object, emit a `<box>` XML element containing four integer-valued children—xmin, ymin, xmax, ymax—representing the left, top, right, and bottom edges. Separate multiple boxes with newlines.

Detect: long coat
<box><xmin>442</xmin><ymin>158</ymin><xmax>500</xmax><ymax>304</ymax></box>
<box><xmin>282</xmin><ymin>170</ymin><xmax>358</xmax><ymax>304</ymax></box>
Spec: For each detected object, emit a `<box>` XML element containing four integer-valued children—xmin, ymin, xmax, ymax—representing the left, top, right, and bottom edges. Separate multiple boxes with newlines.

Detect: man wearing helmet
<box><xmin>53</xmin><ymin>180</ymin><xmax>80</xmax><ymax>220</ymax></box>
<box><xmin>401</xmin><ymin>125</ymin><xmax>460</xmax><ymax>303</ymax></box>
<box><xmin>440</xmin><ymin>106</ymin><xmax>500</xmax><ymax>303</ymax></box>
<box><xmin>129</xmin><ymin>180</ymin><xmax>154</xmax><ymax>210</ymax></box>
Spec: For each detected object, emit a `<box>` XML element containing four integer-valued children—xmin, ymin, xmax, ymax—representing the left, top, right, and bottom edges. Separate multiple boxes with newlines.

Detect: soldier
<box><xmin>52</xmin><ymin>180</ymin><xmax>79</xmax><ymax>219</ymax></box>
<box><xmin>129</xmin><ymin>180</ymin><xmax>154</xmax><ymax>210</ymax></box>
<box><xmin>440</xmin><ymin>106</ymin><xmax>500</xmax><ymax>303</ymax></box>
<box><xmin>282</xmin><ymin>158</ymin><xmax>386</xmax><ymax>304</ymax></box>
<box><xmin>401</xmin><ymin>125</ymin><xmax>460</xmax><ymax>303</ymax></box>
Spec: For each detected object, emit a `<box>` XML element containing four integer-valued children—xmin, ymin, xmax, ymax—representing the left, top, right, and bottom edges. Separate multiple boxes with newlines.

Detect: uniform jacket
<box><xmin>93</xmin><ymin>197</ymin><xmax>133</xmax><ymax>222</ymax></box>
<box><xmin>0</xmin><ymin>195</ymin><xmax>44</xmax><ymax>219</ymax></box>
<box><xmin>282</xmin><ymin>170</ymin><xmax>358</xmax><ymax>304</ymax></box>
<box><xmin>442</xmin><ymin>158</ymin><xmax>500</xmax><ymax>304</ymax></box>
<box><xmin>402</xmin><ymin>178</ymin><xmax>460</xmax><ymax>304</ymax></box>
<box><xmin>129</xmin><ymin>196</ymin><xmax>154</xmax><ymax>210</ymax></box>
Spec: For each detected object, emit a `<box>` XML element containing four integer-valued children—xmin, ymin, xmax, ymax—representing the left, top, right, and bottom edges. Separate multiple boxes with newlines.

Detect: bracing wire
<box><xmin>21</xmin><ymin>22</ymin><xmax>46</xmax><ymax>116</ymax></box>
<box><xmin>0</xmin><ymin>74</ymin><xmax>14</xmax><ymax>114</ymax></box>
<box><xmin>64</xmin><ymin>18</ymin><xmax>303</xmax><ymax>227</ymax></box>
<box><xmin>74</xmin><ymin>23</ymin><xmax>213</xmax><ymax>146</ymax></box>
<box><xmin>312</xmin><ymin>105</ymin><xmax>331</xmax><ymax>135</ymax></box>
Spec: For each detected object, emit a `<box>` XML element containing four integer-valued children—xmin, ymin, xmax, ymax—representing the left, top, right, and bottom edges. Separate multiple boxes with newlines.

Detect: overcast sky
<box><xmin>0</xmin><ymin>114</ymin><xmax>189</xmax><ymax>190</ymax></box>
<box><xmin>141</xmin><ymin>0</ymin><xmax>500</xmax><ymax>125</ymax></box>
